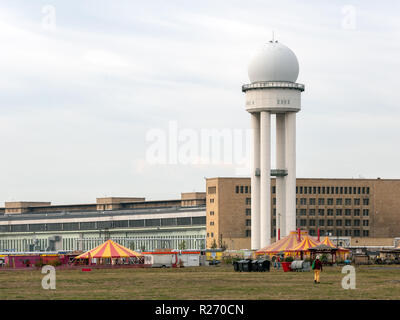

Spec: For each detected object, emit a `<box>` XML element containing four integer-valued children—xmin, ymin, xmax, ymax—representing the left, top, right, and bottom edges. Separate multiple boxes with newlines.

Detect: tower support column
<box><xmin>250</xmin><ymin>113</ymin><xmax>260</xmax><ymax>250</ymax></box>
<box><xmin>260</xmin><ymin>111</ymin><xmax>271</xmax><ymax>248</ymax></box>
<box><xmin>285</xmin><ymin>112</ymin><xmax>297</xmax><ymax>234</ymax></box>
<box><xmin>276</xmin><ymin>113</ymin><xmax>286</xmax><ymax>239</ymax></box>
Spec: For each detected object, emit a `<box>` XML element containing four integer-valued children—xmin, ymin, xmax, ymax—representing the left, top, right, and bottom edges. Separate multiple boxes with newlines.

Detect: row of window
<box><xmin>295</xmin><ymin>208</ymin><xmax>369</xmax><ymax>216</ymax></box>
<box><xmin>0</xmin><ymin>217</ymin><xmax>206</xmax><ymax>233</ymax></box>
<box><xmin>298</xmin><ymin>219</ymin><xmax>369</xmax><ymax>227</ymax></box>
<box><xmin>297</xmin><ymin>198</ymin><xmax>369</xmax><ymax>206</ymax></box>
<box><xmin>245</xmin><ymin>229</ymin><xmax>370</xmax><ymax>237</ymax></box>
<box><xmin>296</xmin><ymin>186</ymin><xmax>369</xmax><ymax>195</ymax></box>
<box><xmin>235</xmin><ymin>186</ymin><xmax>250</xmax><ymax>194</ymax></box>
<box><xmin>245</xmin><ymin>208</ymin><xmax>370</xmax><ymax>217</ymax></box>
<box><xmin>244</xmin><ymin>218</ymin><xmax>369</xmax><ymax>227</ymax></box>
<box><xmin>239</xmin><ymin>186</ymin><xmax>370</xmax><ymax>196</ymax></box>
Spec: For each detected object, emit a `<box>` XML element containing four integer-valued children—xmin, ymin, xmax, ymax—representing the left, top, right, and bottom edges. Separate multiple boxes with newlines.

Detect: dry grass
<box><xmin>0</xmin><ymin>265</ymin><xmax>399</xmax><ymax>300</ymax></box>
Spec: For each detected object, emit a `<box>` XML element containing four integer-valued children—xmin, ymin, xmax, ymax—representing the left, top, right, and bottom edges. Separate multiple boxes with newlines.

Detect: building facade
<box><xmin>0</xmin><ymin>193</ymin><xmax>206</xmax><ymax>252</ymax></box>
<box><xmin>206</xmin><ymin>177</ymin><xmax>400</xmax><ymax>249</ymax></box>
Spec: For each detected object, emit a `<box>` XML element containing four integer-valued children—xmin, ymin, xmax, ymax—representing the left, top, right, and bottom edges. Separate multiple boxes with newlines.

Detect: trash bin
<box><xmin>258</xmin><ymin>259</ymin><xmax>270</xmax><ymax>272</ymax></box>
<box><xmin>233</xmin><ymin>261</ymin><xmax>239</xmax><ymax>272</ymax></box>
<box><xmin>251</xmin><ymin>260</ymin><xmax>259</xmax><ymax>272</ymax></box>
<box><xmin>238</xmin><ymin>259</ymin><xmax>251</xmax><ymax>272</ymax></box>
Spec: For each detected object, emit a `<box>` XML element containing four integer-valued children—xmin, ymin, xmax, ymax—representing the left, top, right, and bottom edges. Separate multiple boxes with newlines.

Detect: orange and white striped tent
<box><xmin>75</xmin><ymin>240</ymin><xmax>143</xmax><ymax>259</ymax></box>
<box><xmin>289</xmin><ymin>235</ymin><xmax>321</xmax><ymax>253</ymax></box>
<box><xmin>256</xmin><ymin>231</ymin><xmax>308</xmax><ymax>255</ymax></box>
<box><xmin>321</xmin><ymin>236</ymin><xmax>350</xmax><ymax>253</ymax></box>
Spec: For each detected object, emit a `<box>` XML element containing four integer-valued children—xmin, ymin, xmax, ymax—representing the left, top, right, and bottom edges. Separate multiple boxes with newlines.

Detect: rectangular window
<box><xmin>336</xmin><ymin>230</ymin><xmax>343</xmax><ymax>236</ymax></box>
<box><xmin>309</xmin><ymin>198</ymin><xmax>316</xmax><ymax>205</ymax></box>
<box><xmin>353</xmin><ymin>230</ymin><xmax>360</xmax><ymax>237</ymax></box>
<box><xmin>300</xmin><ymin>186</ymin><xmax>303</xmax><ymax>194</ymax></box>
<box><xmin>309</xmin><ymin>229</ymin><xmax>316</xmax><ymax>236</ymax></box>
<box><xmin>345</xmin><ymin>198</ymin><xmax>351</xmax><ymax>205</ymax></box>
<box><xmin>246</xmin><ymin>230</ymin><xmax>251</xmax><ymax>237</ymax></box>
<box><xmin>300</xmin><ymin>198</ymin><xmax>307</xmax><ymax>205</ymax></box>
<box><xmin>354</xmin><ymin>198</ymin><xmax>360</xmax><ymax>205</ymax></box>
<box><xmin>354</xmin><ymin>219</ymin><xmax>360</xmax><ymax>226</ymax></box>
<box><xmin>210</xmin><ymin>198</ymin><xmax>215</xmax><ymax>203</ymax></box>
<box><xmin>322</xmin><ymin>187</ymin><xmax>325</xmax><ymax>194</ymax></box>
<box><xmin>273</xmin><ymin>186</ymin><xmax>276</xmax><ymax>194</ymax></box>
<box><xmin>319</xmin><ymin>220</ymin><xmax>325</xmax><ymax>226</ymax></box>
<box><xmin>363</xmin><ymin>220</ymin><xmax>369</xmax><ymax>226</ymax></box>
<box><xmin>309</xmin><ymin>209</ymin><xmax>316</xmax><ymax>216</ymax></box>
<box><xmin>309</xmin><ymin>219</ymin><xmax>316</xmax><ymax>226</ymax></box>
<box><xmin>336</xmin><ymin>209</ymin><xmax>342</xmax><ymax>216</ymax></box>
<box><xmin>363</xmin><ymin>230</ymin><xmax>369</xmax><ymax>237</ymax></box>
<box><xmin>363</xmin><ymin>209</ymin><xmax>369</xmax><ymax>216</ymax></box>
<box><xmin>246</xmin><ymin>208</ymin><xmax>251</xmax><ymax>216</ymax></box>
<box><xmin>327</xmin><ymin>198</ymin><xmax>333</xmax><ymax>205</ymax></box>
<box><xmin>240</xmin><ymin>186</ymin><xmax>244</xmax><ymax>193</ymax></box>
<box><xmin>235</xmin><ymin>186</ymin><xmax>239</xmax><ymax>194</ymax></box>
<box><xmin>313</xmin><ymin>187</ymin><xmax>317</xmax><ymax>194</ymax></box>
<box><xmin>300</xmin><ymin>209</ymin><xmax>307</xmax><ymax>216</ymax></box>
<box><xmin>354</xmin><ymin>209</ymin><xmax>360</xmax><ymax>216</ymax></box>
<box><xmin>300</xmin><ymin>219</ymin><xmax>307</xmax><ymax>226</ymax></box>
<box><xmin>318</xmin><ymin>209</ymin><xmax>325</xmax><ymax>216</ymax></box>
<box><xmin>367</xmin><ymin>187</ymin><xmax>370</xmax><ymax>194</ymax></box>
<box><xmin>273</xmin><ymin>198</ymin><xmax>276</xmax><ymax>205</ymax></box>
<box><xmin>318</xmin><ymin>198</ymin><xmax>325</xmax><ymax>205</ymax></box>
<box><xmin>345</xmin><ymin>219</ymin><xmax>352</xmax><ymax>226</ymax></box>
<box><xmin>246</xmin><ymin>198</ymin><xmax>251</xmax><ymax>205</ymax></box>
<box><xmin>245</xmin><ymin>186</ymin><xmax>249</xmax><ymax>193</ymax></box>
<box><xmin>192</xmin><ymin>217</ymin><xmax>206</xmax><ymax>225</ymax></box>
<box><xmin>245</xmin><ymin>219</ymin><xmax>251</xmax><ymax>226</ymax></box>
<box><xmin>336</xmin><ymin>198</ymin><xmax>343</xmax><ymax>205</ymax></box>
<box><xmin>363</xmin><ymin>198</ymin><xmax>369</xmax><ymax>206</ymax></box>
<box><xmin>208</xmin><ymin>186</ymin><xmax>216</xmax><ymax>194</ymax></box>
<box><xmin>336</xmin><ymin>220</ymin><xmax>342</xmax><ymax>226</ymax></box>
<box><xmin>327</xmin><ymin>220</ymin><xmax>334</xmax><ymax>226</ymax></box>
<box><xmin>318</xmin><ymin>187</ymin><xmax>321</xmax><ymax>194</ymax></box>
<box><xmin>336</xmin><ymin>187</ymin><xmax>339</xmax><ymax>194</ymax></box>
<box><xmin>177</xmin><ymin>217</ymin><xmax>191</xmax><ymax>225</ymax></box>
<box><xmin>327</xmin><ymin>209</ymin><xmax>334</xmax><ymax>216</ymax></box>
<box><xmin>345</xmin><ymin>209</ymin><xmax>351</xmax><ymax>216</ymax></box>
<box><xmin>344</xmin><ymin>187</ymin><xmax>348</xmax><ymax>194</ymax></box>
<box><xmin>345</xmin><ymin>230</ymin><xmax>351</xmax><ymax>236</ymax></box>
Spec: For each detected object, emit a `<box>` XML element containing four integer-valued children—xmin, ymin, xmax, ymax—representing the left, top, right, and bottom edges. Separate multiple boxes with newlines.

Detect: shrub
<box><xmin>35</xmin><ymin>260</ymin><xmax>44</xmax><ymax>268</ymax></box>
<box><xmin>284</xmin><ymin>256</ymin><xmax>294</xmax><ymax>262</ymax></box>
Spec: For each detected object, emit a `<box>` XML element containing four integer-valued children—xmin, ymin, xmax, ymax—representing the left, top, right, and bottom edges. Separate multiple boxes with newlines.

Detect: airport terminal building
<box><xmin>0</xmin><ymin>193</ymin><xmax>206</xmax><ymax>252</ymax></box>
<box><xmin>206</xmin><ymin>177</ymin><xmax>400</xmax><ymax>249</ymax></box>
<box><xmin>1</xmin><ymin>177</ymin><xmax>400</xmax><ymax>252</ymax></box>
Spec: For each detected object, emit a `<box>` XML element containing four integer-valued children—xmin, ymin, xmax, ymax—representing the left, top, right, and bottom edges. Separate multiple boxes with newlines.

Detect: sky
<box><xmin>0</xmin><ymin>0</ymin><xmax>399</xmax><ymax>205</ymax></box>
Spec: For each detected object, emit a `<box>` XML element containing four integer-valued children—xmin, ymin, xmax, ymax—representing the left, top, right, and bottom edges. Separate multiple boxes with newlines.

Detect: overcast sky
<box><xmin>1</xmin><ymin>0</ymin><xmax>399</xmax><ymax>205</ymax></box>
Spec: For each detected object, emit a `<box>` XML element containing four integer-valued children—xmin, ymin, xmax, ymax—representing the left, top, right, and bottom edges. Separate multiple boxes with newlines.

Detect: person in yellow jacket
<box><xmin>312</xmin><ymin>256</ymin><xmax>323</xmax><ymax>284</ymax></box>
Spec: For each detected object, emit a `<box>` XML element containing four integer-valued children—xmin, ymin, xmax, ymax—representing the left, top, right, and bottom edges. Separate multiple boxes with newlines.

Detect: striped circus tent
<box><xmin>290</xmin><ymin>235</ymin><xmax>321</xmax><ymax>253</ymax></box>
<box><xmin>256</xmin><ymin>231</ymin><xmax>307</xmax><ymax>255</ymax></box>
<box><xmin>321</xmin><ymin>236</ymin><xmax>350</xmax><ymax>253</ymax></box>
<box><xmin>75</xmin><ymin>240</ymin><xmax>143</xmax><ymax>259</ymax></box>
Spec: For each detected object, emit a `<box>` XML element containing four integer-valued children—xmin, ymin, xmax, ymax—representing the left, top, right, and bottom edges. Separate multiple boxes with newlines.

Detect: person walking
<box><xmin>312</xmin><ymin>255</ymin><xmax>323</xmax><ymax>284</ymax></box>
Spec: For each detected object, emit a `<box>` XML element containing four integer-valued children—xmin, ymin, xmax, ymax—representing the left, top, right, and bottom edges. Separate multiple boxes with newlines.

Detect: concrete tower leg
<box><xmin>250</xmin><ymin>113</ymin><xmax>260</xmax><ymax>250</ymax></box>
<box><xmin>260</xmin><ymin>111</ymin><xmax>271</xmax><ymax>248</ymax></box>
<box><xmin>285</xmin><ymin>112</ymin><xmax>297</xmax><ymax>234</ymax></box>
<box><xmin>276</xmin><ymin>113</ymin><xmax>286</xmax><ymax>239</ymax></box>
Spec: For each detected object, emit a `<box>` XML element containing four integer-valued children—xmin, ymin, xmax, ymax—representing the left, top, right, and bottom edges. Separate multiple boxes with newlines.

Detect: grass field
<box><xmin>0</xmin><ymin>264</ymin><xmax>400</xmax><ymax>300</ymax></box>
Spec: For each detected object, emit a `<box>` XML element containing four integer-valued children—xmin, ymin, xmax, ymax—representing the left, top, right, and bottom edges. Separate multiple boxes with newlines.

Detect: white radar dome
<box><xmin>248</xmin><ymin>41</ymin><xmax>299</xmax><ymax>83</ymax></box>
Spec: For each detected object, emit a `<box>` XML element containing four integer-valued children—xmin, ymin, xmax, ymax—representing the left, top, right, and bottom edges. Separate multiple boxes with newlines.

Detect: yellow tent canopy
<box><xmin>256</xmin><ymin>231</ymin><xmax>308</xmax><ymax>255</ymax></box>
<box><xmin>75</xmin><ymin>240</ymin><xmax>143</xmax><ymax>259</ymax></box>
<box><xmin>289</xmin><ymin>235</ymin><xmax>321</xmax><ymax>252</ymax></box>
<box><xmin>321</xmin><ymin>236</ymin><xmax>350</xmax><ymax>252</ymax></box>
